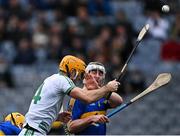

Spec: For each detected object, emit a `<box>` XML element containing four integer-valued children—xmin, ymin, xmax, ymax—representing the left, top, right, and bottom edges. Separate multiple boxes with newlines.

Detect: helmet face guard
<box><xmin>85</xmin><ymin>62</ymin><xmax>106</xmax><ymax>86</ymax></box>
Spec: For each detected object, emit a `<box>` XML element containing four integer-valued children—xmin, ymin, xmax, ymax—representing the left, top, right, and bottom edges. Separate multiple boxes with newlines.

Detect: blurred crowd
<box><xmin>0</xmin><ymin>0</ymin><xmax>179</xmax><ymax>94</ymax></box>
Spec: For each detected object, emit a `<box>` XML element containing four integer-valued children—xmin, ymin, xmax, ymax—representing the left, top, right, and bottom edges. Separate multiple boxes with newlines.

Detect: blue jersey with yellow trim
<box><xmin>0</xmin><ymin>121</ymin><xmax>21</xmax><ymax>135</ymax></box>
<box><xmin>72</xmin><ymin>98</ymin><xmax>110</xmax><ymax>135</ymax></box>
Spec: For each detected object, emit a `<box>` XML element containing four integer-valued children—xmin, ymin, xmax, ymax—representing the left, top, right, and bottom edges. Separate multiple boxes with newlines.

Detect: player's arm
<box><xmin>67</xmin><ymin>117</ymin><xmax>92</xmax><ymax>133</ymax></box>
<box><xmin>108</xmin><ymin>93</ymin><xmax>123</xmax><ymax>108</ymax></box>
<box><xmin>56</xmin><ymin>111</ymin><xmax>71</xmax><ymax>123</ymax></box>
<box><xmin>67</xmin><ymin>115</ymin><xmax>109</xmax><ymax>133</ymax></box>
<box><xmin>69</xmin><ymin>80</ymin><xmax>119</xmax><ymax>104</ymax></box>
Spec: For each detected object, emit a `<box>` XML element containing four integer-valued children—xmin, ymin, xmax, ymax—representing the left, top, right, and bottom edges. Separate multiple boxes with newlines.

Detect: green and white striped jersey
<box><xmin>24</xmin><ymin>73</ymin><xmax>75</xmax><ymax>134</ymax></box>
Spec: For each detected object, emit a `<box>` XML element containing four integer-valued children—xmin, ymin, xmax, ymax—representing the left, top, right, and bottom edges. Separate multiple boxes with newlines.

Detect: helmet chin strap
<box><xmin>72</xmin><ymin>71</ymin><xmax>79</xmax><ymax>80</ymax></box>
<box><xmin>65</xmin><ymin>64</ymin><xmax>79</xmax><ymax>80</ymax></box>
<box><xmin>10</xmin><ymin>113</ymin><xmax>17</xmax><ymax>127</ymax></box>
<box><xmin>65</xmin><ymin>64</ymin><xmax>70</xmax><ymax>78</ymax></box>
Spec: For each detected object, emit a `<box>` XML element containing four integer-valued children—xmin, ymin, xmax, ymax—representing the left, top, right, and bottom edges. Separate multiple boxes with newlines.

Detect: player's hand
<box><xmin>90</xmin><ymin>115</ymin><xmax>109</xmax><ymax>124</ymax></box>
<box><xmin>106</xmin><ymin>80</ymin><xmax>120</xmax><ymax>92</ymax></box>
<box><xmin>84</xmin><ymin>73</ymin><xmax>100</xmax><ymax>90</ymax></box>
<box><xmin>57</xmin><ymin>111</ymin><xmax>71</xmax><ymax>124</ymax></box>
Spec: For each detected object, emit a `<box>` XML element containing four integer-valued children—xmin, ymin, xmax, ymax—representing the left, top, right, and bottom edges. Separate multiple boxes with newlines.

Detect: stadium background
<box><xmin>0</xmin><ymin>0</ymin><xmax>179</xmax><ymax>134</ymax></box>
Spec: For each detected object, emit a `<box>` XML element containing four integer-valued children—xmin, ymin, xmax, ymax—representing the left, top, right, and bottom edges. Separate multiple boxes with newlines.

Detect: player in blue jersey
<box><xmin>67</xmin><ymin>62</ymin><xmax>123</xmax><ymax>135</ymax></box>
<box><xmin>0</xmin><ymin>112</ymin><xmax>25</xmax><ymax>135</ymax></box>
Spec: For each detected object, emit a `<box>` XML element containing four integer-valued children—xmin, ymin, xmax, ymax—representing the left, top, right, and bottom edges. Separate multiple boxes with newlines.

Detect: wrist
<box><xmin>104</xmin><ymin>84</ymin><xmax>111</xmax><ymax>92</ymax></box>
<box><xmin>87</xmin><ymin>116</ymin><xmax>94</xmax><ymax>124</ymax></box>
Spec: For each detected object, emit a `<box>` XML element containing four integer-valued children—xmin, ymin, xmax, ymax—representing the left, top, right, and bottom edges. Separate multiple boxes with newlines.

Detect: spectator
<box><xmin>109</xmin><ymin>24</ymin><xmax>134</xmax><ymax>81</ymax></box>
<box><xmin>13</xmin><ymin>38</ymin><xmax>36</xmax><ymax>65</ymax></box>
<box><xmin>143</xmin><ymin>0</ymin><xmax>161</xmax><ymax>13</ymax></box>
<box><xmin>53</xmin><ymin>0</ymin><xmax>79</xmax><ymax>16</ymax></box>
<box><xmin>6</xmin><ymin>0</ymin><xmax>24</xmax><ymax>17</ymax></box>
<box><xmin>91</xmin><ymin>26</ymin><xmax>112</xmax><ymax>62</ymax></box>
<box><xmin>146</xmin><ymin>10</ymin><xmax>169</xmax><ymax>40</ymax></box>
<box><xmin>161</xmin><ymin>12</ymin><xmax>180</xmax><ymax>61</ymax></box>
<box><xmin>125</xmin><ymin>69</ymin><xmax>146</xmax><ymax>94</ymax></box>
<box><xmin>171</xmin><ymin>11</ymin><xmax>180</xmax><ymax>40</ymax></box>
<box><xmin>88</xmin><ymin>0</ymin><xmax>113</xmax><ymax>16</ymax></box>
<box><xmin>0</xmin><ymin>17</ymin><xmax>7</xmax><ymax>41</ymax></box>
<box><xmin>71</xmin><ymin>36</ymin><xmax>86</xmax><ymax>56</ymax></box>
<box><xmin>6</xmin><ymin>15</ymin><xmax>20</xmax><ymax>45</ymax></box>
<box><xmin>32</xmin><ymin>22</ymin><xmax>49</xmax><ymax>62</ymax></box>
<box><xmin>76</xmin><ymin>6</ymin><xmax>94</xmax><ymax>38</ymax></box>
<box><xmin>0</xmin><ymin>55</ymin><xmax>14</xmax><ymax>88</ymax></box>
<box><xmin>114</xmin><ymin>24</ymin><xmax>134</xmax><ymax>64</ymax></box>
<box><xmin>47</xmin><ymin>35</ymin><xmax>63</xmax><ymax>62</ymax></box>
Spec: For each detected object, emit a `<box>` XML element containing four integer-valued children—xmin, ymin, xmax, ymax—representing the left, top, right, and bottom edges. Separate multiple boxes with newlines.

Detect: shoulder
<box><xmin>45</xmin><ymin>73</ymin><xmax>65</xmax><ymax>81</ymax></box>
<box><xmin>45</xmin><ymin>73</ymin><xmax>74</xmax><ymax>86</ymax></box>
<box><xmin>58</xmin><ymin>74</ymin><xmax>74</xmax><ymax>85</ymax></box>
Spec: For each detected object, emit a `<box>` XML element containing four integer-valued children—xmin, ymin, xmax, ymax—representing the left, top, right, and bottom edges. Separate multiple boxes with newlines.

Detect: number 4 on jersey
<box><xmin>33</xmin><ymin>83</ymin><xmax>44</xmax><ymax>104</ymax></box>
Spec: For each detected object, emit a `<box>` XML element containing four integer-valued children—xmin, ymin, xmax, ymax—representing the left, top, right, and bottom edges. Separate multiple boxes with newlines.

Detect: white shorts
<box><xmin>18</xmin><ymin>128</ymin><xmax>45</xmax><ymax>136</ymax></box>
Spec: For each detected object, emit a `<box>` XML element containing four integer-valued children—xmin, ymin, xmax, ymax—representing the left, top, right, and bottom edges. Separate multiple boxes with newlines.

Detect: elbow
<box><xmin>116</xmin><ymin>97</ymin><xmax>123</xmax><ymax>106</ymax></box>
<box><xmin>118</xmin><ymin>97</ymin><xmax>123</xmax><ymax>104</ymax></box>
<box><xmin>110</xmin><ymin>97</ymin><xmax>123</xmax><ymax>108</ymax></box>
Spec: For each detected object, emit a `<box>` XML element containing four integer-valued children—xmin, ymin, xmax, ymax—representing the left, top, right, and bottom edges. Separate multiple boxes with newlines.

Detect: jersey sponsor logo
<box><xmin>80</xmin><ymin>111</ymin><xmax>106</xmax><ymax>119</ymax></box>
<box><xmin>89</xmin><ymin>103</ymin><xmax>96</xmax><ymax>106</ymax></box>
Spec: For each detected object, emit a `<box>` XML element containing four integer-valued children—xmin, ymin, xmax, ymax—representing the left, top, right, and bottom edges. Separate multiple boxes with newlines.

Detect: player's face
<box><xmin>89</xmin><ymin>69</ymin><xmax>104</xmax><ymax>86</ymax></box>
